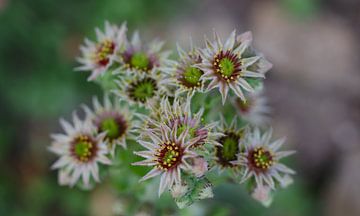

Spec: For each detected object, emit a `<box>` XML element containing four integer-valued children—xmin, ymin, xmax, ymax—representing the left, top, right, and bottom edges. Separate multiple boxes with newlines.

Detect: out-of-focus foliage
<box><xmin>280</xmin><ymin>0</ymin><xmax>319</xmax><ymax>18</ymax></box>
<box><xmin>0</xmin><ymin>0</ymin><xmax>191</xmax><ymax>215</ymax></box>
<box><xmin>0</xmin><ymin>0</ymin><xmax>191</xmax><ymax>118</ymax></box>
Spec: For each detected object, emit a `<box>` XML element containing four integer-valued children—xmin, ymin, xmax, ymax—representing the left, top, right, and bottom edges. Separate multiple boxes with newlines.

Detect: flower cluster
<box><xmin>49</xmin><ymin>95</ymin><xmax>136</xmax><ymax>188</ymax></box>
<box><xmin>49</xmin><ymin>21</ymin><xmax>295</xmax><ymax>210</ymax></box>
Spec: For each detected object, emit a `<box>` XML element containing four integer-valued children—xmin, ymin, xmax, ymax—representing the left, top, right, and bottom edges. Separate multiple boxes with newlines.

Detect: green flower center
<box><xmin>133</xmin><ymin>82</ymin><xmax>155</xmax><ymax>100</ymax></box>
<box><xmin>176</xmin><ymin>124</ymin><xmax>196</xmax><ymax>138</ymax></box>
<box><xmin>216</xmin><ymin>131</ymin><xmax>242</xmax><ymax>167</ymax></box>
<box><xmin>221</xmin><ymin>137</ymin><xmax>238</xmax><ymax>161</ymax></box>
<box><xmin>219</xmin><ymin>58</ymin><xmax>235</xmax><ymax>77</ymax></box>
<box><xmin>130</xmin><ymin>52</ymin><xmax>150</xmax><ymax>70</ymax></box>
<box><xmin>100</xmin><ymin>118</ymin><xmax>120</xmax><ymax>139</ymax></box>
<box><xmin>164</xmin><ymin>150</ymin><xmax>177</xmax><ymax>163</ymax></box>
<box><xmin>183</xmin><ymin>67</ymin><xmax>202</xmax><ymax>86</ymax></box>
<box><xmin>213</xmin><ymin>51</ymin><xmax>241</xmax><ymax>82</ymax></box>
<box><xmin>73</xmin><ymin>136</ymin><xmax>95</xmax><ymax>162</ymax></box>
<box><xmin>252</xmin><ymin>147</ymin><xmax>273</xmax><ymax>170</ymax></box>
<box><xmin>128</xmin><ymin>78</ymin><xmax>158</xmax><ymax>103</ymax></box>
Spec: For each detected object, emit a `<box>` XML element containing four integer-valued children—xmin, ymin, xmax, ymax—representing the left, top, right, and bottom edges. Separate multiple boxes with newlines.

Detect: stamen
<box><xmin>155</xmin><ymin>141</ymin><xmax>182</xmax><ymax>170</ymax></box>
<box><xmin>72</xmin><ymin>135</ymin><xmax>97</xmax><ymax>162</ymax></box>
<box><xmin>212</xmin><ymin>50</ymin><xmax>242</xmax><ymax>82</ymax></box>
<box><xmin>94</xmin><ymin>40</ymin><xmax>115</xmax><ymax>66</ymax></box>
<box><xmin>248</xmin><ymin>147</ymin><xmax>274</xmax><ymax>171</ymax></box>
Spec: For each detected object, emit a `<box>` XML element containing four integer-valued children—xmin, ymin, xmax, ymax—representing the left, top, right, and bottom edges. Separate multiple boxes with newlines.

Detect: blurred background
<box><xmin>0</xmin><ymin>0</ymin><xmax>359</xmax><ymax>215</ymax></box>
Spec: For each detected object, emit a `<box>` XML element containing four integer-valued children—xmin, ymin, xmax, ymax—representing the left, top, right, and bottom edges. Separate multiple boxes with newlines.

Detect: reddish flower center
<box><xmin>95</xmin><ymin>40</ymin><xmax>115</xmax><ymax>66</ymax></box>
<box><xmin>155</xmin><ymin>141</ymin><xmax>183</xmax><ymax>171</ymax></box>
<box><xmin>248</xmin><ymin>147</ymin><xmax>273</xmax><ymax>172</ymax></box>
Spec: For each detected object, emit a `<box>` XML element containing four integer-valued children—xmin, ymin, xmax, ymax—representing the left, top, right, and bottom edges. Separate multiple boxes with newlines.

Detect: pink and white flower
<box><xmin>76</xmin><ymin>21</ymin><xmax>127</xmax><ymax>81</ymax></box>
<box><xmin>197</xmin><ymin>30</ymin><xmax>272</xmax><ymax>104</ymax></box>
<box><xmin>235</xmin><ymin>128</ymin><xmax>295</xmax><ymax>189</ymax></box>
<box><xmin>162</xmin><ymin>42</ymin><xmax>205</xmax><ymax>97</ymax></box>
<box><xmin>49</xmin><ymin>112</ymin><xmax>111</xmax><ymax>188</ymax></box>
<box><xmin>117</xmin><ymin>31</ymin><xmax>170</xmax><ymax>75</ymax></box>
<box><xmin>82</xmin><ymin>95</ymin><xmax>138</xmax><ymax>155</ymax></box>
<box><xmin>132</xmin><ymin>124</ymin><xmax>199</xmax><ymax>196</ymax></box>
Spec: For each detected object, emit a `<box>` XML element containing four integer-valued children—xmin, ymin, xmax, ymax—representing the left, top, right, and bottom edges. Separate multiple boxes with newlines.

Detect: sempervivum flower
<box><xmin>82</xmin><ymin>95</ymin><xmax>138</xmax><ymax>155</ymax></box>
<box><xmin>132</xmin><ymin>124</ymin><xmax>200</xmax><ymax>196</ymax></box>
<box><xmin>212</xmin><ymin>117</ymin><xmax>248</xmax><ymax>172</ymax></box>
<box><xmin>163</xmin><ymin>42</ymin><xmax>205</xmax><ymax>97</ymax></box>
<box><xmin>117</xmin><ymin>31</ymin><xmax>170</xmax><ymax>74</ymax></box>
<box><xmin>76</xmin><ymin>21</ymin><xmax>127</xmax><ymax>81</ymax></box>
<box><xmin>114</xmin><ymin>72</ymin><xmax>172</xmax><ymax>108</ymax></box>
<box><xmin>143</xmin><ymin>96</ymin><xmax>222</xmax><ymax>148</ymax></box>
<box><xmin>197</xmin><ymin>30</ymin><xmax>272</xmax><ymax>104</ymax></box>
<box><xmin>49</xmin><ymin>112</ymin><xmax>111</xmax><ymax>188</ymax></box>
<box><xmin>233</xmin><ymin>90</ymin><xmax>270</xmax><ymax>127</ymax></box>
<box><xmin>235</xmin><ymin>128</ymin><xmax>295</xmax><ymax>189</ymax></box>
